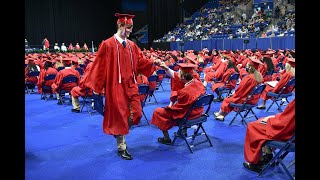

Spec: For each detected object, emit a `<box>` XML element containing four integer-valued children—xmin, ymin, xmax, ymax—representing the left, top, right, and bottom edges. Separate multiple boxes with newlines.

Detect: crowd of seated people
<box><xmin>25</xmin><ymin>46</ymin><xmax>295</xmax><ymax>175</ymax></box>
<box><xmin>154</xmin><ymin>0</ymin><xmax>294</xmax><ymax>42</ymax></box>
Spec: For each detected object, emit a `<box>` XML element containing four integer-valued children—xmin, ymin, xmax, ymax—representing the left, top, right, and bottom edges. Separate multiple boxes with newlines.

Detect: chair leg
<box><xmin>199</xmin><ymin>125</ymin><xmax>213</xmax><ymax>146</ymax></box>
<box><xmin>142</xmin><ymin>110</ymin><xmax>149</xmax><ymax>125</ymax></box>
<box><xmin>266</xmin><ymin>99</ymin><xmax>276</xmax><ymax>112</ymax></box>
<box><xmin>229</xmin><ymin>111</ymin><xmax>240</xmax><ymax>125</ymax></box>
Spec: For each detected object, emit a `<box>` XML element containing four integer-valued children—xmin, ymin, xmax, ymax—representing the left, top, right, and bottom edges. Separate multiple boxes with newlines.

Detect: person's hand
<box><xmin>160</xmin><ymin>61</ymin><xmax>169</xmax><ymax>70</ymax></box>
<box><xmin>153</xmin><ymin>59</ymin><xmax>162</xmax><ymax>66</ymax></box>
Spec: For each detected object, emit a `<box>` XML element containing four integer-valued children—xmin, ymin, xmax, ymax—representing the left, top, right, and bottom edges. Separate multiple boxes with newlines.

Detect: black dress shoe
<box><xmin>117</xmin><ymin>149</ymin><xmax>133</xmax><ymax>160</ymax></box>
<box><xmin>263</xmin><ymin>153</ymin><xmax>274</xmax><ymax>165</ymax></box>
<box><xmin>158</xmin><ymin>137</ymin><xmax>172</xmax><ymax>145</ymax></box>
<box><xmin>71</xmin><ymin>109</ymin><xmax>80</xmax><ymax>113</ymax></box>
<box><xmin>256</xmin><ymin>106</ymin><xmax>266</xmax><ymax>110</ymax></box>
<box><xmin>243</xmin><ymin>162</ymin><xmax>264</xmax><ymax>173</ymax></box>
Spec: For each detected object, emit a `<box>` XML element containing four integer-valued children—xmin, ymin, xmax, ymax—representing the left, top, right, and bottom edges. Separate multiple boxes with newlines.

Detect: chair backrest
<box><xmin>138</xmin><ymin>84</ymin><xmax>149</xmax><ymax>95</ymax></box>
<box><xmin>148</xmin><ymin>75</ymin><xmax>158</xmax><ymax>82</ymax></box>
<box><xmin>226</xmin><ymin>73</ymin><xmax>240</xmax><ymax>83</ymax></box>
<box><xmin>181</xmin><ymin>94</ymin><xmax>214</xmax><ymax>124</ymax></box>
<box><xmin>138</xmin><ymin>84</ymin><xmax>150</xmax><ymax>106</ymax></box>
<box><xmin>57</xmin><ymin>66</ymin><xmax>65</xmax><ymax>71</ymax></box>
<box><xmin>62</xmin><ymin>75</ymin><xmax>79</xmax><ymax>84</ymax></box>
<box><xmin>75</xmin><ymin>67</ymin><xmax>84</xmax><ymax>75</ymax></box>
<box><xmin>265</xmin><ymin>69</ymin><xmax>274</xmax><ymax>76</ymax></box>
<box><xmin>278</xmin><ymin>77</ymin><xmax>295</xmax><ymax>95</ymax></box>
<box><xmin>93</xmin><ymin>94</ymin><xmax>105</xmax><ymax>116</ymax></box>
<box><xmin>28</xmin><ymin>71</ymin><xmax>40</xmax><ymax>77</ymax></box>
<box><xmin>243</xmin><ymin>83</ymin><xmax>266</xmax><ymax>104</ymax></box>
<box><xmin>156</xmin><ymin>69</ymin><xmax>165</xmax><ymax>75</ymax></box>
<box><xmin>44</xmin><ymin>74</ymin><xmax>56</xmax><ymax>81</ymax></box>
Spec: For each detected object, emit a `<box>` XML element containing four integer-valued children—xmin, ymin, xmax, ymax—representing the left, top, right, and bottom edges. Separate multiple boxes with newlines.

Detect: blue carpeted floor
<box><xmin>25</xmin><ymin>77</ymin><xmax>295</xmax><ymax>180</ymax></box>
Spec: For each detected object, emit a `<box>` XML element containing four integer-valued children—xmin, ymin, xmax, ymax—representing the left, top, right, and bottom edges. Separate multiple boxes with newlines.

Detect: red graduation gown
<box><xmin>220</xmin><ymin>74</ymin><xmax>259</xmax><ymax>114</ymax></box>
<box><xmin>244</xmin><ymin>99</ymin><xmax>295</xmax><ymax>164</ymax></box>
<box><xmin>37</xmin><ymin>67</ymin><xmax>58</xmax><ymax>94</ymax></box>
<box><xmin>84</xmin><ymin>37</ymin><xmax>155</xmax><ymax>135</ymax></box>
<box><xmin>51</xmin><ymin>67</ymin><xmax>80</xmax><ymax>93</ymax></box>
<box><xmin>151</xmin><ymin>79</ymin><xmax>205</xmax><ymax>131</ymax></box>
<box><xmin>211</xmin><ymin>68</ymin><xmax>236</xmax><ymax>92</ymax></box>
<box><xmin>70</xmin><ymin>62</ymin><xmax>94</xmax><ymax>98</ymax></box>
<box><xmin>261</xmin><ymin>72</ymin><xmax>294</xmax><ymax>101</ymax></box>
<box><xmin>170</xmin><ymin>70</ymin><xmax>200</xmax><ymax>102</ymax></box>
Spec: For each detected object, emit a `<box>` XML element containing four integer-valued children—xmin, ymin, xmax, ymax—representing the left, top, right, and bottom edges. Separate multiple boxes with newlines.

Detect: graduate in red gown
<box><xmin>84</xmin><ymin>13</ymin><xmax>161</xmax><ymax>160</ymax></box>
<box><xmin>151</xmin><ymin>63</ymin><xmax>206</xmax><ymax>145</ymax></box>
<box><xmin>37</xmin><ymin>59</ymin><xmax>58</xmax><ymax>94</ymax></box>
<box><xmin>211</xmin><ymin>60</ymin><xmax>239</xmax><ymax>101</ymax></box>
<box><xmin>243</xmin><ymin>98</ymin><xmax>295</xmax><ymax>173</ymax></box>
<box><xmin>42</xmin><ymin>38</ymin><xmax>50</xmax><ymax>51</ymax></box>
<box><xmin>70</xmin><ymin>57</ymin><xmax>95</xmax><ymax>112</ymax></box>
<box><xmin>214</xmin><ymin>57</ymin><xmax>264</xmax><ymax>121</ymax></box>
<box><xmin>51</xmin><ymin>58</ymin><xmax>80</xmax><ymax>104</ymax></box>
<box><xmin>256</xmin><ymin>58</ymin><xmax>295</xmax><ymax>109</ymax></box>
<box><xmin>25</xmin><ymin>58</ymin><xmax>40</xmax><ymax>91</ymax></box>
<box><xmin>168</xmin><ymin>58</ymin><xmax>200</xmax><ymax>107</ymax></box>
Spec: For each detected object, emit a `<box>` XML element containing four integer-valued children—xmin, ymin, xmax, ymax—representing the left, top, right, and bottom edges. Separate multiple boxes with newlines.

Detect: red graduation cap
<box><xmin>62</xmin><ymin>58</ymin><xmax>72</xmax><ymax>65</ymax></box>
<box><xmin>249</xmin><ymin>57</ymin><xmax>263</xmax><ymax>69</ymax></box>
<box><xmin>115</xmin><ymin>13</ymin><xmax>135</xmax><ymax>25</ymax></box>
<box><xmin>178</xmin><ymin>63</ymin><xmax>198</xmax><ymax>73</ymax></box>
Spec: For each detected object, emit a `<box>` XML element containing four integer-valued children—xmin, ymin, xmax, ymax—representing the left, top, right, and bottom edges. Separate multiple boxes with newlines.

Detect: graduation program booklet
<box><xmin>265</xmin><ymin>81</ymin><xmax>278</xmax><ymax>87</ymax></box>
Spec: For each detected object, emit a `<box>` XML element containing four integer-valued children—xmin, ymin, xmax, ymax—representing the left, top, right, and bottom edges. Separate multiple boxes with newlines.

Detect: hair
<box><xmin>28</xmin><ymin>63</ymin><xmax>38</xmax><ymax>72</ymax></box>
<box><xmin>262</xmin><ymin>57</ymin><xmax>275</xmax><ymax>71</ymax></box>
<box><xmin>44</xmin><ymin>61</ymin><xmax>53</xmax><ymax>70</ymax></box>
<box><xmin>247</xmin><ymin>63</ymin><xmax>263</xmax><ymax>83</ymax></box>
<box><xmin>227</xmin><ymin>60</ymin><xmax>239</xmax><ymax>73</ymax></box>
<box><xmin>180</xmin><ymin>70</ymin><xmax>194</xmax><ymax>81</ymax></box>
<box><xmin>285</xmin><ymin>63</ymin><xmax>295</xmax><ymax>76</ymax></box>
<box><xmin>169</xmin><ymin>53</ymin><xmax>178</xmax><ymax>62</ymax></box>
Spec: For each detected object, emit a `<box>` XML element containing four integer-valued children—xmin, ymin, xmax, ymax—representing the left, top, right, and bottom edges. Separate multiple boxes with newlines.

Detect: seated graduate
<box><xmin>256</xmin><ymin>58</ymin><xmax>295</xmax><ymax>109</ymax></box>
<box><xmin>211</xmin><ymin>59</ymin><xmax>239</xmax><ymax>102</ymax></box>
<box><xmin>37</xmin><ymin>58</ymin><xmax>58</xmax><ymax>95</ymax></box>
<box><xmin>150</xmin><ymin>62</ymin><xmax>206</xmax><ymax>145</ymax></box>
<box><xmin>70</xmin><ymin>57</ymin><xmax>95</xmax><ymax>112</ymax></box>
<box><xmin>25</xmin><ymin>58</ymin><xmax>40</xmax><ymax>91</ymax></box>
<box><xmin>51</xmin><ymin>58</ymin><xmax>80</xmax><ymax>105</ymax></box>
<box><xmin>168</xmin><ymin>57</ymin><xmax>201</xmax><ymax>107</ymax></box>
<box><xmin>243</xmin><ymin>98</ymin><xmax>295</xmax><ymax>173</ymax></box>
<box><xmin>214</xmin><ymin>57</ymin><xmax>263</xmax><ymax>121</ymax></box>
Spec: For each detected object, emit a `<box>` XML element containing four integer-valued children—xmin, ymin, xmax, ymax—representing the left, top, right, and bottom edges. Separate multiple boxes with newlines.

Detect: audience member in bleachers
<box><xmin>214</xmin><ymin>57</ymin><xmax>263</xmax><ymax>121</ymax></box>
<box><xmin>243</xmin><ymin>98</ymin><xmax>295</xmax><ymax>173</ymax></box>
<box><xmin>151</xmin><ymin>63</ymin><xmax>205</xmax><ymax>145</ymax></box>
